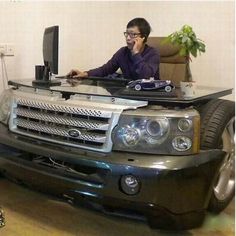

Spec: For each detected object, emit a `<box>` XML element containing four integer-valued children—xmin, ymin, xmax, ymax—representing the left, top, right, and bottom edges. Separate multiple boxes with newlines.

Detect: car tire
<box><xmin>164</xmin><ymin>86</ymin><xmax>172</xmax><ymax>92</ymax></box>
<box><xmin>0</xmin><ymin>208</ymin><xmax>5</xmax><ymax>228</ymax></box>
<box><xmin>134</xmin><ymin>84</ymin><xmax>142</xmax><ymax>91</ymax></box>
<box><xmin>199</xmin><ymin>99</ymin><xmax>235</xmax><ymax>213</ymax></box>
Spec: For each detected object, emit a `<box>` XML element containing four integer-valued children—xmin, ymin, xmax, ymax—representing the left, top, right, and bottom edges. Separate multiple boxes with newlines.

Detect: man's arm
<box><xmin>87</xmin><ymin>50</ymin><xmax>121</xmax><ymax>77</ymax></box>
<box><xmin>67</xmin><ymin>49</ymin><xmax>122</xmax><ymax>79</ymax></box>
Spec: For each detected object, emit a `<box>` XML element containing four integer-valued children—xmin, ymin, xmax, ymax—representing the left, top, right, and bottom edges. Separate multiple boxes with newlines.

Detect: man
<box><xmin>67</xmin><ymin>18</ymin><xmax>160</xmax><ymax>84</ymax></box>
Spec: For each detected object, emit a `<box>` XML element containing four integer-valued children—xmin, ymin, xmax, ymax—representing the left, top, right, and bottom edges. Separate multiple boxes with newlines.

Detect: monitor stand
<box><xmin>32</xmin><ymin>79</ymin><xmax>61</xmax><ymax>88</ymax></box>
<box><xmin>32</xmin><ymin>67</ymin><xmax>61</xmax><ymax>88</ymax></box>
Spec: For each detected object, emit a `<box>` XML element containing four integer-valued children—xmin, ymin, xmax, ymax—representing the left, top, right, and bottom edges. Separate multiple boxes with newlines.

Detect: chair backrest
<box><xmin>147</xmin><ymin>37</ymin><xmax>187</xmax><ymax>86</ymax></box>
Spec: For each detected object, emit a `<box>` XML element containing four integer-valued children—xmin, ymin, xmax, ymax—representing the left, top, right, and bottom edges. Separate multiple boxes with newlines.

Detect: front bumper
<box><xmin>0</xmin><ymin>123</ymin><xmax>224</xmax><ymax>229</ymax></box>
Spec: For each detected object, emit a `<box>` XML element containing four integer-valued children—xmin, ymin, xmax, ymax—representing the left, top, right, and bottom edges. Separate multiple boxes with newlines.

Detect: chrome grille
<box><xmin>16</xmin><ymin>118</ymin><xmax>106</xmax><ymax>143</ymax></box>
<box><xmin>15</xmin><ymin>108</ymin><xmax>109</xmax><ymax>130</ymax></box>
<box><xmin>9</xmin><ymin>89</ymin><xmax>147</xmax><ymax>152</ymax></box>
<box><xmin>10</xmin><ymin>97</ymin><xmax>117</xmax><ymax>152</ymax></box>
<box><xmin>17</xmin><ymin>98</ymin><xmax>111</xmax><ymax>118</ymax></box>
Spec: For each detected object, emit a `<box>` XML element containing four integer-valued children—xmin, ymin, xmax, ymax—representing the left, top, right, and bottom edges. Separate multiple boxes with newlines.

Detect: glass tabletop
<box><xmin>8</xmin><ymin>78</ymin><xmax>233</xmax><ymax>105</ymax></box>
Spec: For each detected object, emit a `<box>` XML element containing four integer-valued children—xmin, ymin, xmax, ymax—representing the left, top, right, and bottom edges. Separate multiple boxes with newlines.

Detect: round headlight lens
<box><xmin>146</xmin><ymin>120</ymin><xmax>161</xmax><ymax>137</ymax></box>
<box><xmin>172</xmin><ymin>136</ymin><xmax>192</xmax><ymax>151</ymax></box>
<box><xmin>178</xmin><ymin>119</ymin><xmax>192</xmax><ymax>132</ymax></box>
<box><xmin>121</xmin><ymin>126</ymin><xmax>141</xmax><ymax>146</ymax></box>
<box><xmin>146</xmin><ymin>118</ymin><xmax>169</xmax><ymax>138</ymax></box>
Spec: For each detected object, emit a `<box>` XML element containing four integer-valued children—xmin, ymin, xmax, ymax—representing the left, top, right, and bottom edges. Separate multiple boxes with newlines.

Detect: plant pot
<box><xmin>180</xmin><ymin>81</ymin><xmax>196</xmax><ymax>97</ymax></box>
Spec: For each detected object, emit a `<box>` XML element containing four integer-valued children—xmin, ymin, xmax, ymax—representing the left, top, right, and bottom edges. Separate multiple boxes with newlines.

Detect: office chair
<box><xmin>147</xmin><ymin>37</ymin><xmax>187</xmax><ymax>86</ymax></box>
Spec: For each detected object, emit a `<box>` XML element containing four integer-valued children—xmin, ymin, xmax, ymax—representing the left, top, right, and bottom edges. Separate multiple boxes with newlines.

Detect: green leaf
<box><xmin>179</xmin><ymin>47</ymin><xmax>187</xmax><ymax>56</ymax></box>
<box><xmin>182</xmin><ymin>25</ymin><xmax>192</xmax><ymax>33</ymax></box>
<box><xmin>190</xmin><ymin>34</ymin><xmax>197</xmax><ymax>42</ymax></box>
<box><xmin>186</xmin><ymin>38</ymin><xmax>193</xmax><ymax>48</ymax></box>
<box><xmin>182</xmin><ymin>36</ymin><xmax>188</xmax><ymax>43</ymax></box>
<box><xmin>198</xmin><ymin>42</ymin><xmax>206</xmax><ymax>52</ymax></box>
<box><xmin>190</xmin><ymin>46</ymin><xmax>197</xmax><ymax>57</ymax></box>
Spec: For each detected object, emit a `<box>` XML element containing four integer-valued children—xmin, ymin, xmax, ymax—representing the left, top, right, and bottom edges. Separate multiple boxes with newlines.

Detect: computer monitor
<box><xmin>43</xmin><ymin>25</ymin><xmax>58</xmax><ymax>75</ymax></box>
<box><xmin>32</xmin><ymin>25</ymin><xmax>61</xmax><ymax>87</ymax></box>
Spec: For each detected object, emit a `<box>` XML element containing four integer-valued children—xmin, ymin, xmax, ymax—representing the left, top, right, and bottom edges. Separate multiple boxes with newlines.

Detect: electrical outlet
<box><xmin>0</xmin><ymin>44</ymin><xmax>7</xmax><ymax>55</ymax></box>
<box><xmin>0</xmin><ymin>44</ymin><xmax>14</xmax><ymax>56</ymax></box>
<box><xmin>6</xmin><ymin>44</ymin><xmax>14</xmax><ymax>56</ymax></box>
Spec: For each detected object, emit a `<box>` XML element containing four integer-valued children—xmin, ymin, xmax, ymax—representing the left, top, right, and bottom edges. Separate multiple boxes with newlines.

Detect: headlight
<box><xmin>115</xmin><ymin>117</ymin><xmax>170</xmax><ymax>148</ymax></box>
<box><xmin>112</xmin><ymin>108</ymin><xmax>200</xmax><ymax>155</ymax></box>
<box><xmin>0</xmin><ymin>89</ymin><xmax>12</xmax><ymax>124</ymax></box>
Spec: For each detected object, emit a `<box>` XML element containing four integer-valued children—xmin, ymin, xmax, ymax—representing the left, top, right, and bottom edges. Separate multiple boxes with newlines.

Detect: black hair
<box><xmin>126</xmin><ymin>18</ymin><xmax>151</xmax><ymax>43</ymax></box>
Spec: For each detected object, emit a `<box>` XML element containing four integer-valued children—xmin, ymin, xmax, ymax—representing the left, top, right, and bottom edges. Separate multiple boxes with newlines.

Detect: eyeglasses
<box><xmin>124</xmin><ymin>32</ymin><xmax>142</xmax><ymax>38</ymax></box>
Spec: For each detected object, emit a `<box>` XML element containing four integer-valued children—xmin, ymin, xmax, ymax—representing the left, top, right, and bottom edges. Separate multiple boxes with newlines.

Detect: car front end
<box><xmin>0</xmin><ymin>86</ymin><xmax>225</xmax><ymax>229</ymax></box>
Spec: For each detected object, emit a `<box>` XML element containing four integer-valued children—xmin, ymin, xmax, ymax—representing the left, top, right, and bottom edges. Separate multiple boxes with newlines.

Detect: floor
<box><xmin>0</xmin><ymin>178</ymin><xmax>234</xmax><ymax>236</ymax></box>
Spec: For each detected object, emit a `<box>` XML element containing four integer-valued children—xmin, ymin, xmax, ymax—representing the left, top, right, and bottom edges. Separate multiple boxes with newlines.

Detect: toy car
<box><xmin>127</xmin><ymin>78</ymin><xmax>174</xmax><ymax>92</ymax></box>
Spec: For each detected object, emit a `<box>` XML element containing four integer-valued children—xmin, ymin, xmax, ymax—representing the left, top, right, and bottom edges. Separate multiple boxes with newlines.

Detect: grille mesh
<box><xmin>15</xmin><ymin>108</ymin><xmax>109</xmax><ymax>130</ymax></box>
<box><xmin>16</xmin><ymin>118</ymin><xmax>106</xmax><ymax>143</ymax></box>
<box><xmin>11</xmin><ymin>97</ymin><xmax>117</xmax><ymax>151</ymax></box>
<box><xmin>17</xmin><ymin>98</ymin><xmax>112</xmax><ymax>118</ymax></box>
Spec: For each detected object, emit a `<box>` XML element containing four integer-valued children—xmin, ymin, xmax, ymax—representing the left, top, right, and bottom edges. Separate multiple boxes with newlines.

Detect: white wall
<box><xmin>0</xmin><ymin>1</ymin><xmax>234</xmax><ymax>100</ymax></box>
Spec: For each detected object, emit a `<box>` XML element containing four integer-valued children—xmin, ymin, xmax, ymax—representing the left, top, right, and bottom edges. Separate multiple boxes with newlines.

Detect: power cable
<box><xmin>0</xmin><ymin>53</ymin><xmax>9</xmax><ymax>89</ymax></box>
<box><xmin>0</xmin><ymin>54</ymin><xmax>7</xmax><ymax>89</ymax></box>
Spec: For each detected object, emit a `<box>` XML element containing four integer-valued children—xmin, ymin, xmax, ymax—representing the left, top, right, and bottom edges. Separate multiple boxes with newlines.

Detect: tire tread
<box><xmin>199</xmin><ymin>99</ymin><xmax>235</xmax><ymax>213</ymax></box>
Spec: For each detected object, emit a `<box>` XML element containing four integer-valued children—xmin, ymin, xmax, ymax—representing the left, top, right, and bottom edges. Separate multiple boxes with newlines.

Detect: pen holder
<box><xmin>180</xmin><ymin>81</ymin><xmax>196</xmax><ymax>97</ymax></box>
<box><xmin>35</xmin><ymin>65</ymin><xmax>45</xmax><ymax>80</ymax></box>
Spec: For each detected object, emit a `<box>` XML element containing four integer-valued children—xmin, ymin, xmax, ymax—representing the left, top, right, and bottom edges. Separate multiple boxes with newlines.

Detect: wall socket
<box><xmin>0</xmin><ymin>44</ymin><xmax>14</xmax><ymax>56</ymax></box>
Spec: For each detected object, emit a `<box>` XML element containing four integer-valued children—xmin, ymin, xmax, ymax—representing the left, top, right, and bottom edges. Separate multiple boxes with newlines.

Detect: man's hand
<box><xmin>132</xmin><ymin>37</ymin><xmax>145</xmax><ymax>55</ymax></box>
<box><xmin>67</xmin><ymin>69</ymin><xmax>88</xmax><ymax>78</ymax></box>
<box><xmin>66</xmin><ymin>69</ymin><xmax>88</xmax><ymax>86</ymax></box>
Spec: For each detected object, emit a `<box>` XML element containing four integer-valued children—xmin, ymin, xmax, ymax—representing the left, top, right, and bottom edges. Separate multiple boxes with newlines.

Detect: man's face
<box><xmin>124</xmin><ymin>26</ymin><xmax>142</xmax><ymax>49</ymax></box>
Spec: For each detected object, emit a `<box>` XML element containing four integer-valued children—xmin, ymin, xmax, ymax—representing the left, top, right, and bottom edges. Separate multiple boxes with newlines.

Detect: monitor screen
<box><xmin>43</xmin><ymin>25</ymin><xmax>59</xmax><ymax>75</ymax></box>
<box><xmin>32</xmin><ymin>25</ymin><xmax>60</xmax><ymax>87</ymax></box>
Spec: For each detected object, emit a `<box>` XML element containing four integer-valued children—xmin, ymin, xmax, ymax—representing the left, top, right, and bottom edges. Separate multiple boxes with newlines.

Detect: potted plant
<box><xmin>163</xmin><ymin>25</ymin><xmax>206</xmax><ymax>96</ymax></box>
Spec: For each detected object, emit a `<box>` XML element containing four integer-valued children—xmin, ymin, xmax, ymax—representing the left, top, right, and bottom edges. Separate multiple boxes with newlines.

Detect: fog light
<box><xmin>120</xmin><ymin>175</ymin><xmax>140</xmax><ymax>195</ymax></box>
<box><xmin>172</xmin><ymin>136</ymin><xmax>192</xmax><ymax>151</ymax></box>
